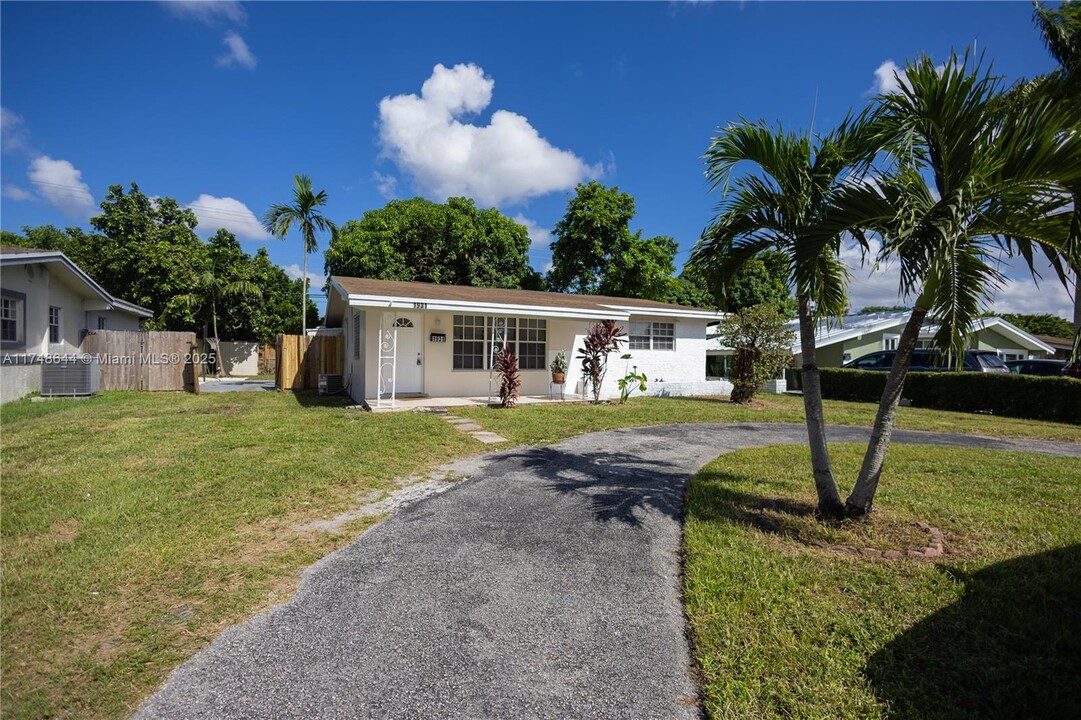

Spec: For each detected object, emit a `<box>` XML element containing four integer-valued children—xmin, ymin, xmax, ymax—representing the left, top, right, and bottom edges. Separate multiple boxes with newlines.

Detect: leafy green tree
<box><xmin>177</xmin><ymin>231</ymin><xmax>262</xmax><ymax>377</ymax></box>
<box><xmin>718</xmin><ymin>304</ymin><xmax>795</xmax><ymax>404</ymax></box>
<box><xmin>263</xmin><ymin>175</ymin><xmax>339</xmax><ymax>337</ymax></box>
<box><xmin>243</xmin><ymin>248</ymin><xmax>318</xmax><ymax>342</ymax></box>
<box><xmin>325</xmin><ymin>197</ymin><xmax>540</xmax><ymax>290</ymax></box>
<box><xmin>687</xmin><ymin>249</ymin><xmax>796</xmax><ymax>315</ymax></box>
<box><xmin>857</xmin><ymin>305</ymin><xmax>910</xmax><ymax>315</ymax></box>
<box><xmin>693</xmin><ymin>115</ymin><xmax>878</xmax><ymax>519</ymax></box>
<box><xmin>999</xmin><ymin>313</ymin><xmax>1074</xmax><ymax>339</ymax></box>
<box><xmin>1</xmin><ymin>225</ymin><xmax>77</xmax><ymax>255</ymax></box>
<box><xmin>826</xmin><ymin>53</ymin><xmax>1081</xmax><ymax>517</ymax></box>
<box><xmin>546</xmin><ymin>181</ymin><xmax>677</xmax><ymax>300</ymax></box>
<box><xmin>88</xmin><ymin>183</ymin><xmax>208</xmax><ymax>330</ymax></box>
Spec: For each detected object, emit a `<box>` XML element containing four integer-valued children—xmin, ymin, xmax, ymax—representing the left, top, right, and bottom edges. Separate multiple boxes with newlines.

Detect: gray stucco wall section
<box><xmin>1</xmin><ymin>362</ymin><xmax>41</xmax><ymax>404</ymax></box>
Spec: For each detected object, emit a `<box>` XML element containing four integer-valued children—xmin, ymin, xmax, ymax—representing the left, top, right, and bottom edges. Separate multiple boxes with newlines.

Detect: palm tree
<box><xmin>691</xmin><ymin>116</ymin><xmax>879</xmax><ymax>519</ymax></box>
<box><xmin>1031</xmin><ymin>1</ymin><xmax>1081</xmax><ymax>355</ymax></box>
<box><xmin>262</xmin><ymin>175</ymin><xmax>339</xmax><ymax>337</ymax></box>
<box><xmin>179</xmin><ymin>270</ymin><xmax>261</xmax><ymax>378</ymax></box>
<box><xmin>832</xmin><ymin>53</ymin><xmax>1081</xmax><ymax>517</ymax></box>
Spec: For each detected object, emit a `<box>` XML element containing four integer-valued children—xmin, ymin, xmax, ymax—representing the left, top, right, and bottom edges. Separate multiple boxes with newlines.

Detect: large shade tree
<box><xmin>263</xmin><ymin>175</ymin><xmax>338</xmax><ymax>337</ymax></box>
<box><xmin>692</xmin><ymin>115</ymin><xmax>878</xmax><ymax>518</ymax></box>
<box><xmin>826</xmin><ymin>53</ymin><xmax>1081</xmax><ymax>517</ymax></box>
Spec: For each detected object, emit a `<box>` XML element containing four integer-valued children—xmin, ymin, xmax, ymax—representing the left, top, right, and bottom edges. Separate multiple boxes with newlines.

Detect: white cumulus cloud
<box><xmin>283</xmin><ymin>263</ymin><xmax>326</xmax><ymax>288</ymax></box>
<box><xmin>372</xmin><ymin>171</ymin><xmax>398</xmax><ymax>199</ymax></box>
<box><xmin>512</xmin><ymin>214</ymin><xmax>554</xmax><ymax>248</ymax></box>
<box><xmin>187</xmin><ymin>194</ymin><xmax>270</xmax><ymax>240</ymax></box>
<box><xmin>378</xmin><ymin>63</ymin><xmax>600</xmax><ymax>207</ymax></box>
<box><xmin>2</xmin><ymin>185</ymin><xmax>33</xmax><ymax>201</ymax></box>
<box><xmin>28</xmin><ymin>156</ymin><xmax>95</xmax><ymax>219</ymax></box>
<box><xmin>217</xmin><ymin>31</ymin><xmax>257</xmax><ymax>70</ymax></box>
<box><xmin>1</xmin><ymin>107</ymin><xmax>30</xmax><ymax>154</ymax></box>
<box><xmin>871</xmin><ymin>60</ymin><xmax>905</xmax><ymax>95</ymax></box>
<box><xmin>161</xmin><ymin>0</ymin><xmax>246</xmax><ymax>25</ymax></box>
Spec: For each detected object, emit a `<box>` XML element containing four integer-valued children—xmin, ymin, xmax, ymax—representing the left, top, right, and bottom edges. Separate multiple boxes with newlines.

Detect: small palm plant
<box><xmin>178</xmin><ymin>270</ymin><xmax>261</xmax><ymax>377</ymax></box>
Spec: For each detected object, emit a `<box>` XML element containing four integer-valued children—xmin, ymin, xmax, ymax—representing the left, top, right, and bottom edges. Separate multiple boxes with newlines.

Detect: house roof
<box><xmin>706</xmin><ymin>310</ymin><xmax>1055</xmax><ymax>355</ymax></box>
<box><xmin>0</xmin><ymin>246</ymin><xmax>153</xmax><ymax>318</ymax></box>
<box><xmin>327</xmin><ymin>276</ymin><xmax>723</xmax><ymax>323</ymax></box>
<box><xmin>1034</xmin><ymin>334</ymin><xmax>1074</xmax><ymax>350</ymax></box>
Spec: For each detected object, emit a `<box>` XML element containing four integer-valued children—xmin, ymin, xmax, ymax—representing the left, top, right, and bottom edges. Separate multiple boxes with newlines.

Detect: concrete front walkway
<box><xmin>133</xmin><ymin>424</ymin><xmax>1080</xmax><ymax>720</ymax></box>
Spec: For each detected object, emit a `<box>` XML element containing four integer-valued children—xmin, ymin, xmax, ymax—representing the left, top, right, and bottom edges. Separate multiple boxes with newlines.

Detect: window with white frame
<box><xmin>97</xmin><ymin>316</ymin><xmax>107</xmax><ymax>330</ymax></box>
<box><xmin>453</xmin><ymin>315</ymin><xmax>547</xmax><ymax>370</ymax></box>
<box><xmin>49</xmin><ymin>307</ymin><xmax>61</xmax><ymax>344</ymax></box>
<box><xmin>882</xmin><ymin>334</ymin><xmax>900</xmax><ymax>351</ymax></box>
<box><xmin>453</xmin><ymin>314</ymin><xmax>486</xmax><ymax>369</ymax></box>
<box><xmin>1</xmin><ymin>296</ymin><xmax>19</xmax><ymax>343</ymax></box>
<box><xmin>629</xmin><ymin>321</ymin><xmax>675</xmax><ymax>351</ymax></box>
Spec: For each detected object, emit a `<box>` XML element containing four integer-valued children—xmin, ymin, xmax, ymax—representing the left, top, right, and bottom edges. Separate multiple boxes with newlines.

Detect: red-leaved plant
<box><xmin>494</xmin><ymin>344</ymin><xmax>521</xmax><ymax>408</ymax></box>
<box><xmin>577</xmin><ymin>320</ymin><xmax>626</xmax><ymax>403</ymax></box>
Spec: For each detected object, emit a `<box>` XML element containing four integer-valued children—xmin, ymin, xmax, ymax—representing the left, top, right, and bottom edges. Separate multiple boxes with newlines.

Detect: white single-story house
<box><xmin>324</xmin><ymin>276</ymin><xmax>728</xmax><ymax>406</ymax></box>
<box><xmin>1</xmin><ymin>246</ymin><xmax>153</xmax><ymax>403</ymax></box>
<box><xmin>707</xmin><ymin>310</ymin><xmax>1057</xmax><ymax>375</ymax></box>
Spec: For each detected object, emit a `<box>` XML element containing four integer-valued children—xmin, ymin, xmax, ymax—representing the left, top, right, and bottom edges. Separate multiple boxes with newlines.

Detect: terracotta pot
<box><xmin>552</xmin><ymin>372</ymin><xmax>566</xmax><ymax>384</ymax></box>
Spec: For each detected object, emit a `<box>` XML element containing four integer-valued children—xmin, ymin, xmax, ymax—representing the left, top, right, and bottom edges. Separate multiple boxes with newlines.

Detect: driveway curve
<box><xmin>134</xmin><ymin>423</ymin><xmax>1080</xmax><ymax>720</ymax></box>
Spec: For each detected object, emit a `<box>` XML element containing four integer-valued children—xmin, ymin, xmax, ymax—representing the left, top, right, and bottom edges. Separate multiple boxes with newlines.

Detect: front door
<box><xmin>393</xmin><ymin>314</ymin><xmax>423</xmax><ymax>394</ymax></box>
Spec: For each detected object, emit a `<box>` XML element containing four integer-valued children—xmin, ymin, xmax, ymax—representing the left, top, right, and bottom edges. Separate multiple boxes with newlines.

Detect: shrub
<box><xmin>494</xmin><ymin>344</ymin><xmax>521</xmax><ymax>408</ymax></box>
<box><xmin>718</xmin><ymin>304</ymin><xmax>795</xmax><ymax>403</ymax></box>
<box><xmin>577</xmin><ymin>320</ymin><xmax>626</xmax><ymax>403</ymax></box>
<box><xmin>818</xmin><ymin>369</ymin><xmax>1081</xmax><ymax>424</ymax></box>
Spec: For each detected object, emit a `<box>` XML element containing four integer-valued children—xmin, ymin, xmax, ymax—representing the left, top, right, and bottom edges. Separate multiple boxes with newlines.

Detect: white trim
<box><xmin>1</xmin><ymin>251</ymin><xmax>153</xmax><ymax>318</ymax></box>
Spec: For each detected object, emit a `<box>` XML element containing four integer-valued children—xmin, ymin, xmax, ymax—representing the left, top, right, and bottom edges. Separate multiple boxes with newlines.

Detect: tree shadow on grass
<box><xmin>686</xmin><ymin>470</ymin><xmax>820</xmax><ymax>537</ymax></box>
<box><xmin>866</xmin><ymin>544</ymin><xmax>1081</xmax><ymax>720</ymax></box>
<box><xmin>500</xmin><ymin>447</ymin><xmax>690</xmax><ymax>526</ymax></box>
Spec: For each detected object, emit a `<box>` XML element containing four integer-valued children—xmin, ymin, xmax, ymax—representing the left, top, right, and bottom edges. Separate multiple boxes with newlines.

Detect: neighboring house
<box><xmin>1</xmin><ymin>246</ymin><xmax>152</xmax><ymax>403</ymax></box>
<box><xmin>1032</xmin><ymin>334</ymin><xmax>1074</xmax><ymax>361</ymax></box>
<box><xmin>707</xmin><ymin>310</ymin><xmax>1056</xmax><ymax>373</ymax></box>
<box><xmin>324</xmin><ymin>277</ymin><xmax>726</xmax><ymax>405</ymax></box>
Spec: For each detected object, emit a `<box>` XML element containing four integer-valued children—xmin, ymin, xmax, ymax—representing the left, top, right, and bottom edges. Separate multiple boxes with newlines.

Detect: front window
<box><xmin>883</xmin><ymin>334</ymin><xmax>899</xmax><ymax>351</ymax></box>
<box><xmin>453</xmin><ymin>315</ymin><xmax>547</xmax><ymax>370</ymax></box>
<box><xmin>1</xmin><ymin>297</ymin><xmax>18</xmax><ymax>343</ymax></box>
<box><xmin>629</xmin><ymin>321</ymin><xmax>675</xmax><ymax>351</ymax></box>
<box><xmin>49</xmin><ymin>306</ymin><xmax>61</xmax><ymax>344</ymax></box>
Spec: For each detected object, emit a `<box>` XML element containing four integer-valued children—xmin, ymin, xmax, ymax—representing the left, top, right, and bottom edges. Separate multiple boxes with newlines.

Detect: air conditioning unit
<box><xmin>41</xmin><ymin>356</ymin><xmax>99</xmax><ymax>397</ymax></box>
<box><xmin>318</xmin><ymin>373</ymin><xmax>343</xmax><ymax>395</ymax></box>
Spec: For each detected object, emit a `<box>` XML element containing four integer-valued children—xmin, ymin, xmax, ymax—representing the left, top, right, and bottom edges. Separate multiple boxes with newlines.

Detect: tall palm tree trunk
<box><xmin>797</xmin><ymin>294</ymin><xmax>844</xmax><ymax>518</ymax></box>
<box><xmin>846</xmin><ymin>305</ymin><xmax>929</xmax><ymax>517</ymax></box>
<box><xmin>211</xmin><ymin>298</ymin><xmax>224</xmax><ymax>379</ymax></box>
<box><xmin>301</xmin><ymin>251</ymin><xmax>308</xmax><ymax>338</ymax></box>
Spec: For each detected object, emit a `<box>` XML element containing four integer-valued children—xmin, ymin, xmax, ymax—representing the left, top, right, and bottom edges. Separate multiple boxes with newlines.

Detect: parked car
<box><xmin>1005</xmin><ymin>359</ymin><xmax>1066</xmax><ymax>376</ymax></box>
<box><xmin>844</xmin><ymin>349</ymin><xmax>1010</xmax><ymax>373</ymax></box>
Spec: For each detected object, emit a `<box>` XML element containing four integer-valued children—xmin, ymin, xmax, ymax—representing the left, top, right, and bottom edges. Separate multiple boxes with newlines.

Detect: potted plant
<box><xmin>550</xmin><ymin>349</ymin><xmax>568</xmax><ymax>384</ymax></box>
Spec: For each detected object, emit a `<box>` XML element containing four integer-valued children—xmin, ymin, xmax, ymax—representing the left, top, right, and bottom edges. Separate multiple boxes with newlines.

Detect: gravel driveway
<box><xmin>133</xmin><ymin>423</ymin><xmax>1080</xmax><ymax>720</ymax></box>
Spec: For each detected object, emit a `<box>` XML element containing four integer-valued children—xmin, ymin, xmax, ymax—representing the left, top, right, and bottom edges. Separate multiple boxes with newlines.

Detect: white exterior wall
<box><xmin>217</xmin><ymin>341</ymin><xmax>259</xmax><ymax>376</ymax></box>
<box><xmin>347</xmin><ymin>308</ymin><xmax>715</xmax><ymax>403</ymax></box>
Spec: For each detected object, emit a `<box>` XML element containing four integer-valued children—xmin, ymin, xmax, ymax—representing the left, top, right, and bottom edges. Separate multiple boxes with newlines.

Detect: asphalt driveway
<box><xmin>133</xmin><ymin>423</ymin><xmax>1080</xmax><ymax>720</ymax></box>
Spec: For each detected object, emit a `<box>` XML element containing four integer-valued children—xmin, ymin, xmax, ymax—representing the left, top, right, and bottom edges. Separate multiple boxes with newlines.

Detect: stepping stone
<box><xmin>470</xmin><ymin>431</ymin><xmax>508</xmax><ymax>444</ymax></box>
<box><xmin>454</xmin><ymin>422</ymin><xmax>484</xmax><ymax>432</ymax></box>
<box><xmin>443</xmin><ymin>417</ymin><xmax>473</xmax><ymax>425</ymax></box>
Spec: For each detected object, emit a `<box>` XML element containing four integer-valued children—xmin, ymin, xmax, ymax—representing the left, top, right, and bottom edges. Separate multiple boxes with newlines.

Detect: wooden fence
<box><xmin>258</xmin><ymin>343</ymin><xmax>277</xmax><ymax>375</ymax></box>
<box><xmin>81</xmin><ymin>330</ymin><xmax>200</xmax><ymax>393</ymax></box>
<box><xmin>276</xmin><ymin>334</ymin><xmax>343</xmax><ymax>390</ymax></box>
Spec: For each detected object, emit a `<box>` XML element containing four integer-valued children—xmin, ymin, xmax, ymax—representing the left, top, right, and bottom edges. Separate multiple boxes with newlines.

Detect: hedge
<box><xmin>813</xmin><ymin>368</ymin><xmax>1081</xmax><ymax>424</ymax></box>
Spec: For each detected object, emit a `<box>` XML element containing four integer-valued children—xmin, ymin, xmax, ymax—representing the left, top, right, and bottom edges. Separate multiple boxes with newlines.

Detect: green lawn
<box><xmin>0</xmin><ymin>391</ymin><xmax>479</xmax><ymax>720</ymax></box>
<box><xmin>455</xmin><ymin>394</ymin><xmax>1081</xmax><ymax>445</ymax></box>
<box><xmin>684</xmin><ymin>444</ymin><xmax>1081</xmax><ymax>719</ymax></box>
<box><xmin>1</xmin><ymin>391</ymin><xmax>1077</xmax><ymax>719</ymax></box>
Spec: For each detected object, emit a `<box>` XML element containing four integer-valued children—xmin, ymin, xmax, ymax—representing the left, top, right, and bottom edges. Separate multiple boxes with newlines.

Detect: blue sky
<box><xmin>1</xmin><ymin>1</ymin><xmax>1072</xmax><ymax>317</ymax></box>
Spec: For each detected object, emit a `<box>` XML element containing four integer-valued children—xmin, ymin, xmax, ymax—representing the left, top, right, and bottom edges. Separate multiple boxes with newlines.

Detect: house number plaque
<box><xmin>430</xmin><ymin>333</ymin><xmax>446</xmax><ymax>343</ymax></box>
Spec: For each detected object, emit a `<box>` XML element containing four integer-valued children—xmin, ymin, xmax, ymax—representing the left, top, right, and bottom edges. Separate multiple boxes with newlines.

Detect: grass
<box><xmin>455</xmin><ymin>394</ymin><xmax>1081</xmax><ymax>445</ymax></box>
<box><xmin>0</xmin><ymin>391</ymin><xmax>479</xmax><ymax>720</ymax></box>
<box><xmin>1</xmin><ymin>390</ymin><xmax>1077</xmax><ymax>719</ymax></box>
<box><xmin>683</xmin><ymin>444</ymin><xmax>1081</xmax><ymax>719</ymax></box>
